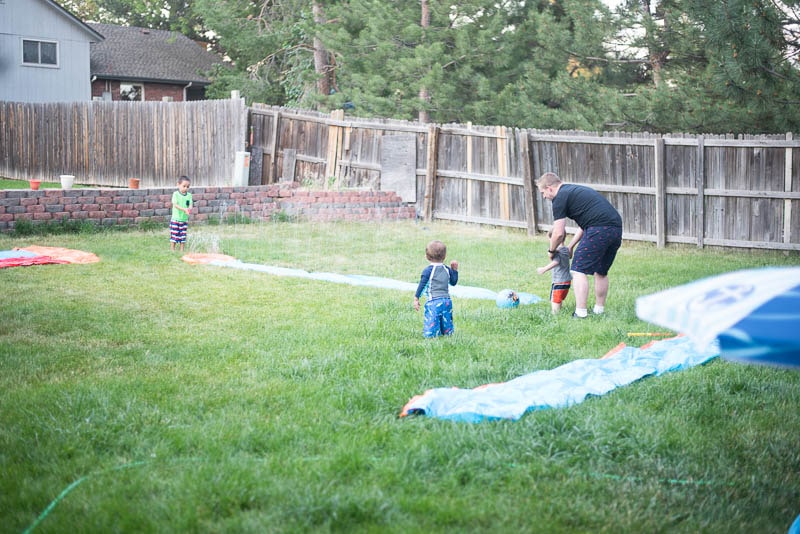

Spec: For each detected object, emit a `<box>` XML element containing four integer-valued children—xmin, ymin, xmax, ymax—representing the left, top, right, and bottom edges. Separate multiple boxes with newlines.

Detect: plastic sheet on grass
<box><xmin>183</xmin><ymin>253</ymin><xmax>542</xmax><ymax>303</ymax></box>
<box><xmin>400</xmin><ymin>336</ymin><xmax>719</xmax><ymax>422</ymax></box>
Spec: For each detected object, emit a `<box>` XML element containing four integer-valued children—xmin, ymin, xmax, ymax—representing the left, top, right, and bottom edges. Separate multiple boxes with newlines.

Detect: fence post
<box><xmin>269</xmin><ymin>109</ymin><xmax>281</xmax><ymax>184</ymax></box>
<box><xmin>518</xmin><ymin>129</ymin><xmax>537</xmax><ymax>236</ymax></box>
<box><xmin>695</xmin><ymin>135</ymin><xmax>705</xmax><ymax>248</ymax></box>
<box><xmin>423</xmin><ymin>124</ymin><xmax>439</xmax><ymax>222</ymax></box>
<box><xmin>466</xmin><ymin>122</ymin><xmax>473</xmax><ymax>217</ymax></box>
<box><xmin>235</xmin><ymin>97</ymin><xmax>250</xmax><ymax>186</ymax></box>
<box><xmin>325</xmin><ymin>109</ymin><xmax>345</xmax><ymax>189</ymax></box>
<box><xmin>531</xmin><ymin>133</ymin><xmax>543</xmax><ymax>232</ymax></box>
<box><xmin>497</xmin><ymin>126</ymin><xmax>509</xmax><ymax>221</ymax></box>
<box><xmin>334</xmin><ymin>122</ymin><xmax>352</xmax><ymax>189</ymax></box>
<box><xmin>785</xmin><ymin>132</ymin><xmax>794</xmax><ymax>247</ymax></box>
<box><xmin>654</xmin><ymin>137</ymin><xmax>666</xmax><ymax>248</ymax></box>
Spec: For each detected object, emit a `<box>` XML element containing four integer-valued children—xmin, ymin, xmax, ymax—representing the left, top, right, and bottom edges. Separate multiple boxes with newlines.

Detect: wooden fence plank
<box><xmin>326</xmin><ymin>109</ymin><xmax>344</xmax><ymax>188</ymax></box>
<box><xmin>423</xmin><ymin>125</ymin><xmax>439</xmax><ymax>222</ymax></box>
<box><xmin>518</xmin><ymin>128</ymin><xmax>537</xmax><ymax>236</ymax></box>
<box><xmin>466</xmin><ymin>123</ymin><xmax>473</xmax><ymax>219</ymax></box>
<box><xmin>498</xmin><ymin>126</ymin><xmax>509</xmax><ymax>221</ymax></box>
<box><xmin>696</xmin><ymin>136</ymin><xmax>705</xmax><ymax>248</ymax></box>
<box><xmin>786</xmin><ymin>132</ymin><xmax>794</xmax><ymax>246</ymax></box>
<box><xmin>654</xmin><ymin>139</ymin><xmax>666</xmax><ymax>247</ymax></box>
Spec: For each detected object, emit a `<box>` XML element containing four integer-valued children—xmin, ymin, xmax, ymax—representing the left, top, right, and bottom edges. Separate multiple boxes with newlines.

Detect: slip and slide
<box><xmin>3</xmin><ymin>246</ymin><xmax>719</xmax><ymax>423</ymax></box>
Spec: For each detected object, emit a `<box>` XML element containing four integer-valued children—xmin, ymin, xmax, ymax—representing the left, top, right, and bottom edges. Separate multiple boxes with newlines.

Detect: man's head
<box><xmin>536</xmin><ymin>172</ymin><xmax>562</xmax><ymax>200</ymax></box>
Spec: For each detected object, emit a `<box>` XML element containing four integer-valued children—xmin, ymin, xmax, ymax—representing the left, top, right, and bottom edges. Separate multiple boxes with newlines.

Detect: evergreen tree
<box><xmin>68</xmin><ymin>0</ymin><xmax>800</xmax><ymax>132</ymax></box>
<box><xmin>491</xmin><ymin>0</ymin><xmax>620</xmax><ymax>130</ymax></box>
<box><xmin>194</xmin><ymin>0</ymin><xmax>319</xmax><ymax>106</ymax></box>
<box><xmin>609</xmin><ymin>0</ymin><xmax>800</xmax><ymax>133</ymax></box>
<box><xmin>689</xmin><ymin>0</ymin><xmax>800</xmax><ymax>132</ymax></box>
<box><xmin>319</xmin><ymin>0</ymin><xmax>617</xmax><ymax>127</ymax></box>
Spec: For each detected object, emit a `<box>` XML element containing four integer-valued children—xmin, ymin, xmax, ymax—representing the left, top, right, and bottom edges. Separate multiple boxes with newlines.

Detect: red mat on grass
<box><xmin>0</xmin><ymin>246</ymin><xmax>100</xmax><ymax>269</ymax></box>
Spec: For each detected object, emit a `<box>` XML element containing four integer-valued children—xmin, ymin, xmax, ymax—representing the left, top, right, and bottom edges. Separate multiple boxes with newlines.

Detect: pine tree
<box><xmin>94</xmin><ymin>0</ymin><xmax>800</xmax><ymax>133</ymax></box>
<box><xmin>610</xmin><ymin>0</ymin><xmax>800</xmax><ymax>133</ymax></box>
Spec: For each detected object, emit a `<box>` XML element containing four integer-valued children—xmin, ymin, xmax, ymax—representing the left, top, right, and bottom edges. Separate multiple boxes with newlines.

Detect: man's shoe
<box><xmin>572</xmin><ymin>312</ymin><xmax>587</xmax><ymax>319</ymax></box>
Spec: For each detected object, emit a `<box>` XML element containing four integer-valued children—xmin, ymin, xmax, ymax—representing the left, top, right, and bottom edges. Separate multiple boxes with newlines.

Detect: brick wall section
<box><xmin>91</xmin><ymin>80</ymin><xmax>187</xmax><ymax>101</ymax></box>
<box><xmin>0</xmin><ymin>185</ymin><xmax>416</xmax><ymax>232</ymax></box>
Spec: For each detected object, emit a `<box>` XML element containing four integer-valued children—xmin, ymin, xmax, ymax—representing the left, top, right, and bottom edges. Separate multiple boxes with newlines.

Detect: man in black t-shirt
<box><xmin>536</xmin><ymin>172</ymin><xmax>622</xmax><ymax>318</ymax></box>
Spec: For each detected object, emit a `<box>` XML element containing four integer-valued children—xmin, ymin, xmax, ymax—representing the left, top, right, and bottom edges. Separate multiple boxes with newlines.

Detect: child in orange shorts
<box><xmin>537</xmin><ymin>229</ymin><xmax>573</xmax><ymax>313</ymax></box>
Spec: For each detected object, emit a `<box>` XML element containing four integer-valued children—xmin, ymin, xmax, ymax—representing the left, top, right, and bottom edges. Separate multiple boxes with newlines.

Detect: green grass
<box><xmin>0</xmin><ymin>178</ymin><xmax>90</xmax><ymax>189</ymax></box>
<box><xmin>1</xmin><ymin>220</ymin><xmax>798</xmax><ymax>533</ymax></box>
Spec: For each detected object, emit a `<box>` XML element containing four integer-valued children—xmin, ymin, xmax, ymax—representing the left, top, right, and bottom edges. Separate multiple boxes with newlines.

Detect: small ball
<box><xmin>496</xmin><ymin>289</ymin><xmax>520</xmax><ymax>308</ymax></box>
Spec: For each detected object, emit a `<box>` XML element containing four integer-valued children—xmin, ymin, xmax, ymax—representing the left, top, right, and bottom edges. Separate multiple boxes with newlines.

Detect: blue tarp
<box><xmin>401</xmin><ymin>336</ymin><xmax>719</xmax><ymax>422</ymax></box>
<box><xmin>0</xmin><ymin>250</ymin><xmax>38</xmax><ymax>259</ymax></box>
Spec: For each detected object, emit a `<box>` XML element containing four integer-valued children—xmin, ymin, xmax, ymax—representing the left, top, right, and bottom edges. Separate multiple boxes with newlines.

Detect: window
<box><xmin>119</xmin><ymin>83</ymin><xmax>144</xmax><ymax>101</ymax></box>
<box><xmin>22</xmin><ymin>39</ymin><xmax>58</xmax><ymax>66</ymax></box>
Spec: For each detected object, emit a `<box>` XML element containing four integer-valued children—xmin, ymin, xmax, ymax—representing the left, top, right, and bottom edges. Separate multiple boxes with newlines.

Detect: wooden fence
<box><xmin>0</xmin><ymin>98</ymin><xmax>247</xmax><ymax>188</ymax></box>
<box><xmin>248</xmin><ymin>105</ymin><xmax>529</xmax><ymax>229</ymax></box>
<box><xmin>248</xmin><ymin>106</ymin><xmax>800</xmax><ymax>251</ymax></box>
<box><xmin>528</xmin><ymin>132</ymin><xmax>800</xmax><ymax>251</ymax></box>
<box><xmin>2</xmin><ymin>98</ymin><xmax>799</xmax><ymax>251</ymax></box>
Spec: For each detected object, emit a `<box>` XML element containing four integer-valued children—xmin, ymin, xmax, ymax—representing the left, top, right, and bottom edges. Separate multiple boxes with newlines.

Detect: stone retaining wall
<box><xmin>0</xmin><ymin>184</ymin><xmax>416</xmax><ymax>232</ymax></box>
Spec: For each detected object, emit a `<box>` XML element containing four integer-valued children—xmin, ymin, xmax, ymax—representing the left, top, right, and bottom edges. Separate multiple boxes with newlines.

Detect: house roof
<box><xmin>88</xmin><ymin>23</ymin><xmax>224</xmax><ymax>85</ymax></box>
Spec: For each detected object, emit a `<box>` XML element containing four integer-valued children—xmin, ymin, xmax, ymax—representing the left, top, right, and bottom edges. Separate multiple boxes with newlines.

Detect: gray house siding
<box><xmin>0</xmin><ymin>0</ymin><xmax>102</xmax><ymax>103</ymax></box>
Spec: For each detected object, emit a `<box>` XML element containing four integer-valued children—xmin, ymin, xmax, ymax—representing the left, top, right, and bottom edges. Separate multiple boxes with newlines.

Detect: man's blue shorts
<box><xmin>571</xmin><ymin>226</ymin><xmax>622</xmax><ymax>276</ymax></box>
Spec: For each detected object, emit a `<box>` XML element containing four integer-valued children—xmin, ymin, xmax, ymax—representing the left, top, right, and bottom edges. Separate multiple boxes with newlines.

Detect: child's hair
<box><xmin>547</xmin><ymin>228</ymin><xmax>565</xmax><ymax>246</ymax></box>
<box><xmin>425</xmin><ymin>240</ymin><xmax>447</xmax><ymax>263</ymax></box>
<box><xmin>177</xmin><ymin>175</ymin><xmax>190</xmax><ymax>185</ymax></box>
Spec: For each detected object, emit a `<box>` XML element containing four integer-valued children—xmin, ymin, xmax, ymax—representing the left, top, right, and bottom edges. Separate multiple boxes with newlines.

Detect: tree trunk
<box><xmin>638</xmin><ymin>0</ymin><xmax>667</xmax><ymax>88</ymax></box>
<box><xmin>418</xmin><ymin>0</ymin><xmax>430</xmax><ymax>123</ymax></box>
<box><xmin>313</xmin><ymin>2</ymin><xmax>331</xmax><ymax>99</ymax></box>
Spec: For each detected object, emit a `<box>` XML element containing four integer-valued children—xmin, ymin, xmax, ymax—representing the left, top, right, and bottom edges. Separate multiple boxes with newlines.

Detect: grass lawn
<box><xmin>1</xmin><ymin>220</ymin><xmax>798</xmax><ymax>533</ymax></box>
<box><xmin>0</xmin><ymin>178</ymin><xmax>90</xmax><ymax>189</ymax></box>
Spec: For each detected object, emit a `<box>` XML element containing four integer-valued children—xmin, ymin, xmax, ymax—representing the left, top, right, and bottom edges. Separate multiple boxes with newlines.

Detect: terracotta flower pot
<box><xmin>29</xmin><ymin>180</ymin><xmax>41</xmax><ymax>190</ymax></box>
<box><xmin>129</xmin><ymin>178</ymin><xmax>141</xmax><ymax>189</ymax></box>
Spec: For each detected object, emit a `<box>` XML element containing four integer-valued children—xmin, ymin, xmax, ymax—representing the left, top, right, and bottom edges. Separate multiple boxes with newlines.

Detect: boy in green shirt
<box><xmin>169</xmin><ymin>176</ymin><xmax>192</xmax><ymax>252</ymax></box>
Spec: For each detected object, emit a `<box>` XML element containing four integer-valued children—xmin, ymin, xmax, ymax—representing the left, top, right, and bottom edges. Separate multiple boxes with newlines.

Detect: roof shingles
<box><xmin>89</xmin><ymin>23</ymin><xmax>223</xmax><ymax>85</ymax></box>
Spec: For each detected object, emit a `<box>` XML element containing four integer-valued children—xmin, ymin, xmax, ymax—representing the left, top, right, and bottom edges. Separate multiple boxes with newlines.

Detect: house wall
<box><xmin>92</xmin><ymin>80</ymin><xmax>189</xmax><ymax>102</ymax></box>
<box><xmin>0</xmin><ymin>0</ymin><xmax>96</xmax><ymax>103</ymax></box>
<box><xmin>0</xmin><ymin>185</ymin><xmax>416</xmax><ymax>232</ymax></box>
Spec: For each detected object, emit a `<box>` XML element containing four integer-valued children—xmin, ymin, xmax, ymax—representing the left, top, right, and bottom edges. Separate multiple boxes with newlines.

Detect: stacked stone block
<box><xmin>0</xmin><ymin>185</ymin><xmax>416</xmax><ymax>232</ymax></box>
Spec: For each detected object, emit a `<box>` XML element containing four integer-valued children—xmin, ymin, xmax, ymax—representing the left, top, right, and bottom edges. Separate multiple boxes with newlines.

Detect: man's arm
<box><xmin>549</xmin><ymin>219</ymin><xmax>567</xmax><ymax>258</ymax></box>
